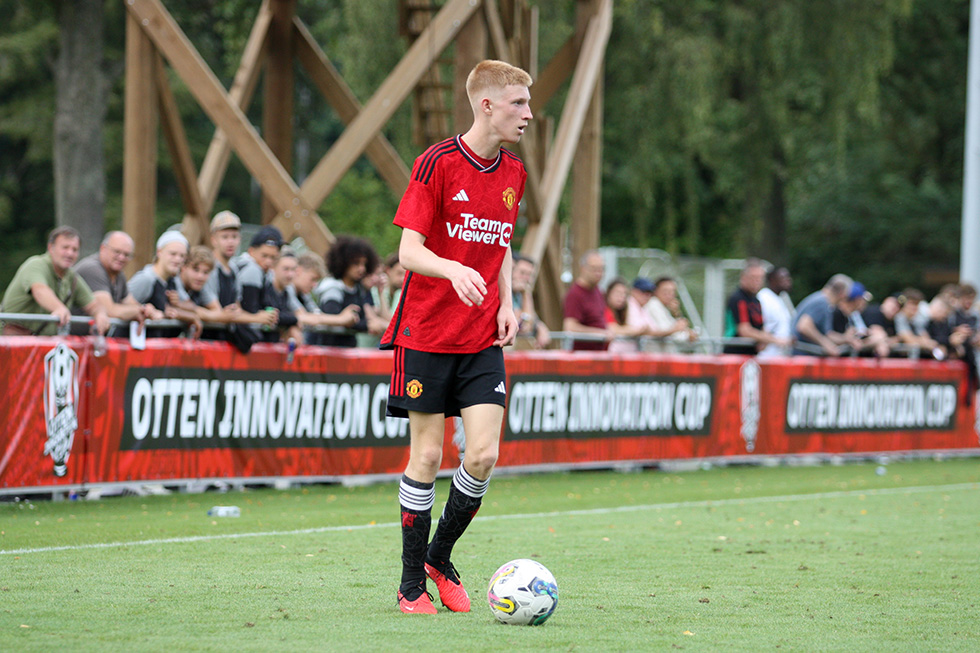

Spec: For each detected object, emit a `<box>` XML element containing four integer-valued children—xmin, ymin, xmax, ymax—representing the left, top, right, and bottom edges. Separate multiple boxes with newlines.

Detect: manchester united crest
<box><xmin>43</xmin><ymin>343</ymin><xmax>80</xmax><ymax>477</ymax></box>
<box><xmin>406</xmin><ymin>379</ymin><xmax>423</xmax><ymax>398</ymax></box>
<box><xmin>502</xmin><ymin>187</ymin><xmax>517</xmax><ymax>210</ymax></box>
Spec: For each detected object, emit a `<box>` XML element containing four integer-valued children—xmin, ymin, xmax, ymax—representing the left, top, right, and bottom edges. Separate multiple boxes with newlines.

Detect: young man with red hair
<box><xmin>381</xmin><ymin>60</ymin><xmax>532</xmax><ymax>614</ymax></box>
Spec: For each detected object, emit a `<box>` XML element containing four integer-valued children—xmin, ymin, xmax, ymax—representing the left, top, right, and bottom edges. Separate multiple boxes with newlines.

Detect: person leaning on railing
<box><xmin>562</xmin><ymin>250</ymin><xmax>613</xmax><ymax>351</ymax></box>
<box><xmin>644</xmin><ymin>276</ymin><xmax>697</xmax><ymax>353</ymax></box>
<box><xmin>72</xmin><ymin>230</ymin><xmax>162</xmax><ymax>335</ymax></box>
<box><xmin>605</xmin><ymin>276</ymin><xmax>650</xmax><ymax>353</ymax></box>
<box><xmin>290</xmin><ymin>251</ymin><xmax>360</xmax><ymax>343</ymax></box>
<box><xmin>127</xmin><ymin>230</ymin><xmax>201</xmax><ymax>338</ymax></box>
<box><xmin>1</xmin><ymin>226</ymin><xmax>109</xmax><ymax>336</ymax></box>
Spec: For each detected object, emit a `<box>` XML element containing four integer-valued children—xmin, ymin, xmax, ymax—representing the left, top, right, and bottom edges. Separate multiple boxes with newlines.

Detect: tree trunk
<box><xmin>759</xmin><ymin>142</ymin><xmax>788</xmax><ymax>264</ymax></box>
<box><xmin>53</xmin><ymin>0</ymin><xmax>106</xmax><ymax>256</ymax></box>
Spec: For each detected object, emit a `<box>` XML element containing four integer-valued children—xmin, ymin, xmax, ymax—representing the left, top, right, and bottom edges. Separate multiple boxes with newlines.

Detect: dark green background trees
<box><xmin>0</xmin><ymin>0</ymin><xmax>968</xmax><ymax>299</ymax></box>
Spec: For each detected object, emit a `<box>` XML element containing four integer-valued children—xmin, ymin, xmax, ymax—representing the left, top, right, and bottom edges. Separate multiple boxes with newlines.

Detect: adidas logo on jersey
<box><xmin>494</xmin><ymin>381</ymin><xmax>506</xmax><ymax>395</ymax></box>
<box><xmin>452</xmin><ymin>189</ymin><xmax>470</xmax><ymax>202</ymax></box>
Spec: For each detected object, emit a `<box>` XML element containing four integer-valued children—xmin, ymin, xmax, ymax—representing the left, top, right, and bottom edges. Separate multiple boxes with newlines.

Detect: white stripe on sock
<box><xmin>454</xmin><ymin>465</ymin><xmax>490</xmax><ymax>498</ymax></box>
<box><xmin>399</xmin><ymin>480</ymin><xmax>435</xmax><ymax>512</ymax></box>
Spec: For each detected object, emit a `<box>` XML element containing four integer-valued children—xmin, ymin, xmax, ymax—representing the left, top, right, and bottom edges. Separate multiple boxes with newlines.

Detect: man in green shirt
<box><xmin>1</xmin><ymin>226</ymin><xmax>110</xmax><ymax>336</ymax></box>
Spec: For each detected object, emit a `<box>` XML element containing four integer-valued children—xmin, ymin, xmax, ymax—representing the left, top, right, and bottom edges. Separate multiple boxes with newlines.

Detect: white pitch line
<box><xmin>2</xmin><ymin>481</ymin><xmax>975</xmax><ymax>557</ymax></box>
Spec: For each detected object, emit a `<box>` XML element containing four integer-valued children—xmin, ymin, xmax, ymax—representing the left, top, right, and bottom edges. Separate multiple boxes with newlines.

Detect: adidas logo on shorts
<box><xmin>494</xmin><ymin>381</ymin><xmax>506</xmax><ymax>395</ymax></box>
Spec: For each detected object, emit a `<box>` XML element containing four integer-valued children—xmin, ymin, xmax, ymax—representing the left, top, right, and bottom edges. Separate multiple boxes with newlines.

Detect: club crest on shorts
<box><xmin>43</xmin><ymin>343</ymin><xmax>80</xmax><ymax>477</ymax></box>
<box><xmin>502</xmin><ymin>187</ymin><xmax>517</xmax><ymax>210</ymax></box>
<box><xmin>406</xmin><ymin>379</ymin><xmax>423</xmax><ymax>398</ymax></box>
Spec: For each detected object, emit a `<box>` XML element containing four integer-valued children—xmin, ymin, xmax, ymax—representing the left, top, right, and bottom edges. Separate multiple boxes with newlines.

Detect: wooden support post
<box><xmin>125</xmin><ymin>0</ymin><xmax>333</xmax><ymax>254</ymax></box>
<box><xmin>123</xmin><ymin>10</ymin><xmax>159</xmax><ymax>274</ymax></box>
<box><xmin>484</xmin><ymin>0</ymin><xmax>543</xmax><ymax>219</ymax></box>
<box><xmin>262</xmin><ymin>0</ymin><xmax>296</xmax><ymax>224</ymax></box>
<box><xmin>454</xmin><ymin>11</ymin><xmax>487</xmax><ymax>136</ymax></box>
<box><xmin>522</xmin><ymin>0</ymin><xmax>611</xmax><ymax>268</ymax></box>
<box><xmin>196</xmin><ymin>0</ymin><xmax>272</xmax><ymax>216</ymax></box>
<box><xmin>298</xmin><ymin>0</ymin><xmax>481</xmax><ymax>210</ymax></box>
<box><xmin>155</xmin><ymin>55</ymin><xmax>208</xmax><ymax>245</ymax></box>
<box><xmin>570</xmin><ymin>0</ymin><xmax>604</xmax><ymax>266</ymax></box>
<box><xmin>292</xmin><ymin>18</ymin><xmax>410</xmax><ymax>197</ymax></box>
<box><xmin>533</xmin><ymin>34</ymin><xmax>577</xmax><ymax>110</ymax></box>
<box><xmin>535</xmin><ymin>220</ymin><xmax>566</xmax><ymax>329</ymax></box>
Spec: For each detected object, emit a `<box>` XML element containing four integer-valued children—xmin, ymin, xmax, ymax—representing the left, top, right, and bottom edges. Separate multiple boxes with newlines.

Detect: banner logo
<box><xmin>505</xmin><ymin>375</ymin><xmax>716</xmax><ymax>440</ymax></box>
<box><xmin>739</xmin><ymin>360</ymin><xmax>760</xmax><ymax>452</ymax></box>
<box><xmin>121</xmin><ymin>369</ymin><xmax>409</xmax><ymax>450</ymax></box>
<box><xmin>784</xmin><ymin>380</ymin><xmax>958</xmax><ymax>432</ymax></box>
<box><xmin>42</xmin><ymin>344</ymin><xmax>80</xmax><ymax>477</ymax></box>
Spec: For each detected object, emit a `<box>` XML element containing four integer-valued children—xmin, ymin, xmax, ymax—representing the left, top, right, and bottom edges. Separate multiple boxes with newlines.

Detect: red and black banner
<box><xmin>0</xmin><ymin>337</ymin><xmax>976</xmax><ymax>491</ymax></box>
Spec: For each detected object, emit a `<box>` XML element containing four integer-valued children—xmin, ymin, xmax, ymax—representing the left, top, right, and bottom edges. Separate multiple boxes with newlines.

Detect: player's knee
<box><xmin>465</xmin><ymin>446</ymin><xmax>498</xmax><ymax>478</ymax></box>
<box><xmin>413</xmin><ymin>442</ymin><xmax>444</xmax><ymax>472</ymax></box>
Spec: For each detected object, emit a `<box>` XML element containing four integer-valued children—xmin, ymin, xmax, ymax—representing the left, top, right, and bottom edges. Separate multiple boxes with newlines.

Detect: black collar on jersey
<box><xmin>455</xmin><ymin>135</ymin><xmax>501</xmax><ymax>173</ymax></box>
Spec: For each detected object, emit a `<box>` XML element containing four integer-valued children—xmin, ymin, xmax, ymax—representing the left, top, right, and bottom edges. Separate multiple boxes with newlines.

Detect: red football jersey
<box><xmin>381</xmin><ymin>135</ymin><xmax>526</xmax><ymax>353</ymax></box>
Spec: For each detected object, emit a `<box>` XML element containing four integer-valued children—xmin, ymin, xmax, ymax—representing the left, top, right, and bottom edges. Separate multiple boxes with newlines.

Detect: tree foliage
<box><xmin>0</xmin><ymin>0</ymin><xmax>970</xmax><ymax>300</ymax></box>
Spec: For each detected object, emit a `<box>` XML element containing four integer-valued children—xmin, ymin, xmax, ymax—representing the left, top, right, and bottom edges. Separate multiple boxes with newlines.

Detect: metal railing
<box><xmin>0</xmin><ymin>312</ymin><xmax>929</xmax><ymax>359</ymax></box>
<box><xmin>0</xmin><ymin>312</ymin><xmax>356</xmax><ymax>338</ymax></box>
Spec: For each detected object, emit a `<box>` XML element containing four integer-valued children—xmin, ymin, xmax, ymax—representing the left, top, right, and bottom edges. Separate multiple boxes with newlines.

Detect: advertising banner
<box><xmin>0</xmin><ymin>337</ymin><xmax>977</xmax><ymax>492</ymax></box>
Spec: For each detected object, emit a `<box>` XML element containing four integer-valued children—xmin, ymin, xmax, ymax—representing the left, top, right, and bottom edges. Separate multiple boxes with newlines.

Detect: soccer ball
<box><xmin>487</xmin><ymin>559</ymin><xmax>558</xmax><ymax>625</ymax></box>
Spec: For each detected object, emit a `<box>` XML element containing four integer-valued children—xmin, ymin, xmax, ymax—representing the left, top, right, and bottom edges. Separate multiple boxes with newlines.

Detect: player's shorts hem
<box><xmin>385</xmin><ymin>346</ymin><xmax>505</xmax><ymax>419</ymax></box>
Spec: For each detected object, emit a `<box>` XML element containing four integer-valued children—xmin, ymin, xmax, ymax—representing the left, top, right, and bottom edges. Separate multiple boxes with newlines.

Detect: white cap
<box><xmin>156</xmin><ymin>230</ymin><xmax>189</xmax><ymax>251</ymax></box>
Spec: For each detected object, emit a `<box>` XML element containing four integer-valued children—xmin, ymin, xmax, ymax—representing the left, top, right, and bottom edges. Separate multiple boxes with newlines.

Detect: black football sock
<box><xmin>399</xmin><ymin>475</ymin><xmax>435</xmax><ymax>597</ymax></box>
<box><xmin>427</xmin><ymin>465</ymin><xmax>490</xmax><ymax>566</ymax></box>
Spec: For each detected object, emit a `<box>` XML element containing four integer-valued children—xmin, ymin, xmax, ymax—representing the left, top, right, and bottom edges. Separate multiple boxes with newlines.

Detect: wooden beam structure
<box><xmin>292</xmin><ymin>18</ymin><xmax>410</xmax><ymax>197</ymax></box>
<box><xmin>195</xmin><ymin>0</ymin><xmax>272</xmax><ymax>218</ymax></box>
<box><xmin>262</xmin><ymin>0</ymin><xmax>296</xmax><ymax>224</ymax></box>
<box><xmin>122</xmin><ymin>9</ymin><xmax>158</xmax><ymax>276</ymax></box>
<box><xmin>122</xmin><ymin>0</ymin><xmax>611</xmax><ymax>327</ymax></box>
<box><xmin>296</xmin><ymin>0</ymin><xmax>481</xmax><ymax>212</ymax></box>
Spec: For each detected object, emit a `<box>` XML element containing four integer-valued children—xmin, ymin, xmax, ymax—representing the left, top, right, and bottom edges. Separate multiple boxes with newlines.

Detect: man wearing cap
<box><xmin>832</xmin><ymin>281</ymin><xmax>878</xmax><ymax>354</ymax></box>
<box><xmin>201</xmin><ymin>212</ymin><xmax>278</xmax><ymax>340</ymax></box>
<box><xmin>626</xmin><ymin>277</ymin><xmax>659</xmax><ymax>327</ymax></box>
<box><xmin>128</xmin><ymin>229</ymin><xmax>202</xmax><ymax>336</ymax></box>
<box><xmin>231</xmin><ymin>226</ymin><xmax>282</xmax><ymax>323</ymax></box>
<box><xmin>206</xmin><ymin>210</ymin><xmax>243</xmax><ymax>309</ymax></box>
<box><xmin>1</xmin><ymin>226</ymin><xmax>110</xmax><ymax>336</ymax></box>
<box><xmin>73</xmin><ymin>230</ymin><xmax>163</xmax><ymax>333</ymax></box>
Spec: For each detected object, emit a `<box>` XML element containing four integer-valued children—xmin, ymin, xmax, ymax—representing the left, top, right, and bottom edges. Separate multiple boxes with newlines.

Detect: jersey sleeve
<box><xmin>392</xmin><ymin>155</ymin><xmax>441</xmax><ymax>236</ymax></box>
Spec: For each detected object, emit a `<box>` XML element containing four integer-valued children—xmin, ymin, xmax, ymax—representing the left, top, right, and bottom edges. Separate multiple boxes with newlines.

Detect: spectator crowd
<box><xmin>2</xmin><ymin>226</ymin><xmax>978</xmax><ymax>365</ymax></box>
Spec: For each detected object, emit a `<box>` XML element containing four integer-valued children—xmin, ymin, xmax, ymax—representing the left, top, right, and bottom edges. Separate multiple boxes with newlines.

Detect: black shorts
<box><xmin>386</xmin><ymin>346</ymin><xmax>506</xmax><ymax>418</ymax></box>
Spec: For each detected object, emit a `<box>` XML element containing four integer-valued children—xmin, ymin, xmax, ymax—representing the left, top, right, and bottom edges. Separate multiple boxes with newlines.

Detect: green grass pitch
<box><xmin>2</xmin><ymin>458</ymin><xmax>978</xmax><ymax>652</ymax></box>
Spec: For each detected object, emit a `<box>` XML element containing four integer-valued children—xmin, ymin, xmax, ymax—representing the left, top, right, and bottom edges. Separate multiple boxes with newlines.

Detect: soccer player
<box><xmin>381</xmin><ymin>60</ymin><xmax>531</xmax><ymax>614</ymax></box>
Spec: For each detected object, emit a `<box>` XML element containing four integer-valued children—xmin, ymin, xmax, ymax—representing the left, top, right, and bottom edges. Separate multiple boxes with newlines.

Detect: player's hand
<box><xmin>94</xmin><ymin>312</ymin><xmax>111</xmax><ymax>336</ymax></box>
<box><xmin>260</xmin><ymin>308</ymin><xmax>279</xmax><ymax>326</ymax></box>
<box><xmin>338</xmin><ymin>304</ymin><xmax>360</xmax><ymax>327</ymax></box>
<box><xmin>449</xmin><ymin>262</ymin><xmax>487</xmax><ymax>307</ymax></box>
<box><xmin>142</xmin><ymin>304</ymin><xmax>164</xmax><ymax>320</ymax></box>
<box><xmin>494</xmin><ymin>304</ymin><xmax>518</xmax><ymax>347</ymax></box>
<box><xmin>187</xmin><ymin>315</ymin><xmax>203</xmax><ymax>340</ymax></box>
<box><xmin>52</xmin><ymin>305</ymin><xmax>72</xmax><ymax>327</ymax></box>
